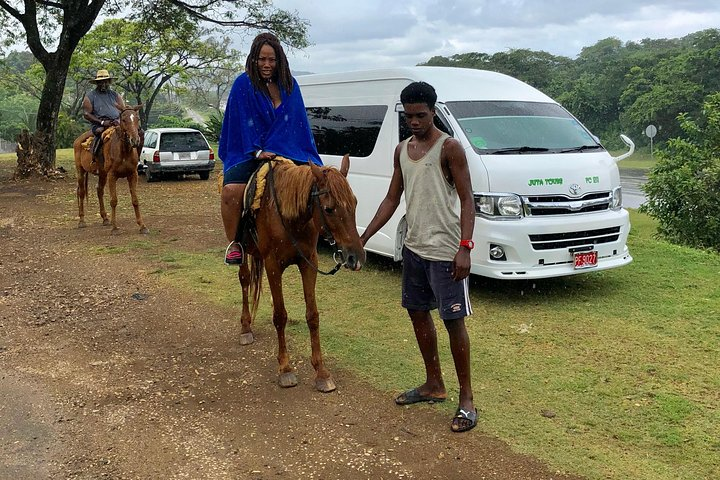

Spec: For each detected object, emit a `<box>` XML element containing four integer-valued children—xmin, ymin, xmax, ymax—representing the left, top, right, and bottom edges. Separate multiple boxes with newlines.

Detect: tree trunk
<box><xmin>30</xmin><ymin>56</ymin><xmax>73</xmax><ymax>174</ymax></box>
<box><xmin>14</xmin><ymin>130</ymin><xmax>39</xmax><ymax>178</ymax></box>
<box><xmin>9</xmin><ymin>0</ymin><xmax>105</xmax><ymax>178</ymax></box>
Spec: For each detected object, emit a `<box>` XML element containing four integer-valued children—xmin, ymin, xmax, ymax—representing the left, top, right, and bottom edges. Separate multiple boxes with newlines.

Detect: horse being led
<box><xmin>239</xmin><ymin>154</ymin><xmax>365</xmax><ymax>392</ymax></box>
<box><xmin>73</xmin><ymin>106</ymin><xmax>148</xmax><ymax>234</ymax></box>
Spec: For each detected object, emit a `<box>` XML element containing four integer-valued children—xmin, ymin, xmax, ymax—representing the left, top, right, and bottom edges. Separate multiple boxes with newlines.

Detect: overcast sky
<box><xmin>233</xmin><ymin>0</ymin><xmax>720</xmax><ymax>74</ymax></box>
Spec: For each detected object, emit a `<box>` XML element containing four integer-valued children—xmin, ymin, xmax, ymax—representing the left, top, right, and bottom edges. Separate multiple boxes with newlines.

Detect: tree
<box><xmin>182</xmin><ymin>55</ymin><xmax>242</xmax><ymax>112</ymax></box>
<box><xmin>72</xmin><ymin>17</ymin><xmax>236</xmax><ymax>129</ymax></box>
<box><xmin>640</xmin><ymin>93</ymin><xmax>720</xmax><ymax>251</ymax></box>
<box><xmin>0</xmin><ymin>0</ymin><xmax>309</xmax><ymax>176</ymax></box>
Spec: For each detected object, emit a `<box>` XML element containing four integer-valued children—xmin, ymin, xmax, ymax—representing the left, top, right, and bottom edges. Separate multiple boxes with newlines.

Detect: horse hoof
<box><xmin>239</xmin><ymin>332</ymin><xmax>254</xmax><ymax>345</ymax></box>
<box><xmin>111</xmin><ymin>228</ymin><xmax>120</xmax><ymax>236</ymax></box>
<box><xmin>78</xmin><ymin>221</ymin><xmax>86</xmax><ymax>229</ymax></box>
<box><xmin>315</xmin><ymin>377</ymin><xmax>337</xmax><ymax>393</ymax></box>
<box><xmin>102</xmin><ymin>219</ymin><xmax>111</xmax><ymax>226</ymax></box>
<box><xmin>279</xmin><ymin>372</ymin><xmax>298</xmax><ymax>388</ymax></box>
<box><xmin>140</xmin><ymin>226</ymin><xmax>150</xmax><ymax>234</ymax></box>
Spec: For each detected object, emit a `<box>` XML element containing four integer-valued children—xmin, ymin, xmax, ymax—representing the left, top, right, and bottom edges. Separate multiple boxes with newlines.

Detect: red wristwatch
<box><xmin>460</xmin><ymin>239</ymin><xmax>475</xmax><ymax>250</ymax></box>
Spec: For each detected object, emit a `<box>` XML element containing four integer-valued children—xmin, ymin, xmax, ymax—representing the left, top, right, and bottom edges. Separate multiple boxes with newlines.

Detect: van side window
<box><xmin>399</xmin><ymin>111</ymin><xmax>453</xmax><ymax>142</ymax></box>
<box><xmin>306</xmin><ymin>105</ymin><xmax>388</xmax><ymax>157</ymax></box>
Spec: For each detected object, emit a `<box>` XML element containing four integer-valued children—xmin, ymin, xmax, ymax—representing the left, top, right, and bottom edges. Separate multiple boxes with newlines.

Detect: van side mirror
<box><xmin>612</xmin><ymin>134</ymin><xmax>635</xmax><ymax>163</ymax></box>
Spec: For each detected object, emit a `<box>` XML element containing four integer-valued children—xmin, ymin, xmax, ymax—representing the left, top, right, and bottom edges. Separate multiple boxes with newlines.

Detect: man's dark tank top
<box><xmin>87</xmin><ymin>89</ymin><xmax>120</xmax><ymax>121</ymax></box>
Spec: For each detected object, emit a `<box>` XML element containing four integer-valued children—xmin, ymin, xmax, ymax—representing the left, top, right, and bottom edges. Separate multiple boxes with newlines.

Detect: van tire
<box><xmin>199</xmin><ymin>171</ymin><xmax>210</xmax><ymax>180</ymax></box>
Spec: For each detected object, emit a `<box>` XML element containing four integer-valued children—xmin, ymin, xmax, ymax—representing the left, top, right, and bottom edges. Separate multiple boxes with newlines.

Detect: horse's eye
<box><xmin>323</xmin><ymin>206</ymin><xmax>335</xmax><ymax>214</ymax></box>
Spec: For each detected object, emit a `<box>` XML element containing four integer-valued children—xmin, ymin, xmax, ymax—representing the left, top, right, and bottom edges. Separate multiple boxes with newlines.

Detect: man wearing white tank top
<box><xmin>360</xmin><ymin>81</ymin><xmax>477</xmax><ymax>433</ymax></box>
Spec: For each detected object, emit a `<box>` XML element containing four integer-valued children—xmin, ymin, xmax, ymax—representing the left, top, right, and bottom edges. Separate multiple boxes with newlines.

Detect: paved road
<box><xmin>185</xmin><ymin>108</ymin><xmax>206</xmax><ymax>126</ymax></box>
<box><xmin>620</xmin><ymin>169</ymin><xmax>647</xmax><ymax>209</ymax></box>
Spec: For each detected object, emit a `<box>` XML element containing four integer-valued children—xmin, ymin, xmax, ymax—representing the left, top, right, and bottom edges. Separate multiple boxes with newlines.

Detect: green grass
<box><xmin>0</xmin><ymin>147</ymin><xmax>76</xmax><ymax>172</ymax></box>
<box><xmin>91</xmin><ymin>210</ymin><xmax>720</xmax><ymax>480</ymax></box>
<box><xmin>615</xmin><ymin>149</ymin><xmax>657</xmax><ymax>171</ymax></box>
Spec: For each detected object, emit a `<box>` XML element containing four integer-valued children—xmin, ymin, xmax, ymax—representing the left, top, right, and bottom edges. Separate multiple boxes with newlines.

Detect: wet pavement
<box><xmin>620</xmin><ymin>168</ymin><xmax>647</xmax><ymax>209</ymax></box>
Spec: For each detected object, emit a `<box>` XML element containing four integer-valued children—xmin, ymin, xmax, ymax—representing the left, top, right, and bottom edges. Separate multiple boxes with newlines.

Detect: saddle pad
<box><xmin>244</xmin><ymin>156</ymin><xmax>294</xmax><ymax>212</ymax></box>
<box><xmin>81</xmin><ymin>137</ymin><xmax>93</xmax><ymax>151</ymax></box>
<box><xmin>101</xmin><ymin>126</ymin><xmax>117</xmax><ymax>142</ymax></box>
<box><xmin>80</xmin><ymin>126</ymin><xmax>117</xmax><ymax>152</ymax></box>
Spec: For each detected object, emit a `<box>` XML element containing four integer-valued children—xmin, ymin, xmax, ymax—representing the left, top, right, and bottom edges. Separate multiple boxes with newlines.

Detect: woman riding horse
<box><xmin>219</xmin><ymin>32</ymin><xmax>322</xmax><ymax>265</ymax></box>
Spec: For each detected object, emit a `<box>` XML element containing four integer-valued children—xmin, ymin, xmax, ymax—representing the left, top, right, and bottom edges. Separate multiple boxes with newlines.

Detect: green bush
<box><xmin>203</xmin><ymin>111</ymin><xmax>223</xmax><ymax>142</ymax></box>
<box><xmin>56</xmin><ymin>112</ymin><xmax>87</xmax><ymax>148</ymax></box>
<box><xmin>640</xmin><ymin>93</ymin><xmax>720</xmax><ymax>251</ymax></box>
<box><xmin>151</xmin><ymin>115</ymin><xmax>204</xmax><ymax>131</ymax></box>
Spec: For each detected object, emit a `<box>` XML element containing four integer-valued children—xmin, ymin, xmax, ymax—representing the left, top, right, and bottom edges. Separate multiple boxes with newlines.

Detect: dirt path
<box><xmin>0</xmin><ymin>170</ymin><xmax>582</xmax><ymax>480</ymax></box>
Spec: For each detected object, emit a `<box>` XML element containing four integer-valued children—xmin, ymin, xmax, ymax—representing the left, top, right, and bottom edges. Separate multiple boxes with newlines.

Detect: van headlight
<box><xmin>611</xmin><ymin>186</ymin><xmax>622</xmax><ymax>210</ymax></box>
<box><xmin>474</xmin><ymin>193</ymin><xmax>523</xmax><ymax>218</ymax></box>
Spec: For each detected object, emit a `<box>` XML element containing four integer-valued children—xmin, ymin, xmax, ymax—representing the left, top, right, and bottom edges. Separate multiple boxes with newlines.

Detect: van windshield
<box><xmin>445</xmin><ymin>101</ymin><xmax>602</xmax><ymax>154</ymax></box>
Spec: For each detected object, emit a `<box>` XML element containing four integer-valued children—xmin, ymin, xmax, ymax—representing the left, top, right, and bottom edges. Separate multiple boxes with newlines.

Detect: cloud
<box><xmin>237</xmin><ymin>0</ymin><xmax>720</xmax><ymax>73</ymax></box>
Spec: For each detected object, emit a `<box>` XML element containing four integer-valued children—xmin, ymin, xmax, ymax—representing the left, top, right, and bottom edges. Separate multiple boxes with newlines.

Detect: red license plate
<box><xmin>574</xmin><ymin>250</ymin><xmax>598</xmax><ymax>269</ymax></box>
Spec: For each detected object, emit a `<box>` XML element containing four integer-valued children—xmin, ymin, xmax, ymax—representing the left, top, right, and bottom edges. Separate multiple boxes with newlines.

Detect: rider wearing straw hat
<box><xmin>82</xmin><ymin>69</ymin><xmax>128</xmax><ymax>165</ymax></box>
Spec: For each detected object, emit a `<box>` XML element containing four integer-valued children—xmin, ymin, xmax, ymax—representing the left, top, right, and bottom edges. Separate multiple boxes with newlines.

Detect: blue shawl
<box><xmin>219</xmin><ymin>73</ymin><xmax>322</xmax><ymax>173</ymax></box>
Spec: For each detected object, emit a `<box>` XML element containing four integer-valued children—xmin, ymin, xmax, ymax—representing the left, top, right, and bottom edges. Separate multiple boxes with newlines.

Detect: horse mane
<box><xmin>272</xmin><ymin>162</ymin><xmax>355</xmax><ymax>220</ymax></box>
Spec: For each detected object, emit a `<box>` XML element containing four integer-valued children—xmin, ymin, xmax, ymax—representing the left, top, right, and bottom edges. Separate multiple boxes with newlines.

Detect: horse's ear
<box><xmin>310</xmin><ymin>160</ymin><xmax>324</xmax><ymax>182</ymax></box>
<box><xmin>340</xmin><ymin>154</ymin><xmax>350</xmax><ymax>177</ymax></box>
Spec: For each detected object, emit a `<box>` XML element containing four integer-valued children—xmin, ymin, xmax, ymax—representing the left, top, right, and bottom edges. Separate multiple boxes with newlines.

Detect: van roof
<box><xmin>296</xmin><ymin>66</ymin><xmax>555</xmax><ymax>103</ymax></box>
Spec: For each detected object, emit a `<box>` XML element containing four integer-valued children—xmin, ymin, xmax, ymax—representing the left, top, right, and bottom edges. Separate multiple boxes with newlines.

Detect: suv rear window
<box><xmin>159</xmin><ymin>132</ymin><xmax>209</xmax><ymax>152</ymax></box>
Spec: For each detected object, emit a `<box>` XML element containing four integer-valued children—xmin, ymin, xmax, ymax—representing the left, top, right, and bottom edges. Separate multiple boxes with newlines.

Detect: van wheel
<box><xmin>199</xmin><ymin>171</ymin><xmax>210</xmax><ymax>180</ymax></box>
<box><xmin>146</xmin><ymin>170</ymin><xmax>159</xmax><ymax>183</ymax></box>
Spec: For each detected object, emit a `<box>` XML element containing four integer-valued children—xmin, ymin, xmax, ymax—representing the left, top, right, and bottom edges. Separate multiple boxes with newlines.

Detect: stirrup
<box><xmin>224</xmin><ymin>242</ymin><xmax>244</xmax><ymax>265</ymax></box>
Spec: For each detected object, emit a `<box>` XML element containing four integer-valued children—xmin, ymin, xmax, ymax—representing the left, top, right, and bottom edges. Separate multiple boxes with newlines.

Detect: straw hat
<box><xmin>90</xmin><ymin>69</ymin><xmax>114</xmax><ymax>83</ymax></box>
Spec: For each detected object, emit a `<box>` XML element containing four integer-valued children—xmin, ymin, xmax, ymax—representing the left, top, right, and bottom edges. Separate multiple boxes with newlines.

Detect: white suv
<box><xmin>139</xmin><ymin>128</ymin><xmax>215</xmax><ymax>182</ymax></box>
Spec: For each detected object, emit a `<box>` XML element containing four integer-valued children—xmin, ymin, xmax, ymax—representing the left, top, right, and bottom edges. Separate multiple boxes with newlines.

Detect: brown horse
<box><xmin>238</xmin><ymin>155</ymin><xmax>365</xmax><ymax>392</ymax></box>
<box><xmin>73</xmin><ymin>106</ymin><xmax>148</xmax><ymax>234</ymax></box>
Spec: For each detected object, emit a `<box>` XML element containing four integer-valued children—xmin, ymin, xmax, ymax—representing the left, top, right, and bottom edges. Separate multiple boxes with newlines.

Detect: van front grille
<box><xmin>529</xmin><ymin>226</ymin><xmax>622</xmax><ymax>250</ymax></box>
<box><xmin>523</xmin><ymin>192</ymin><xmax>611</xmax><ymax>216</ymax></box>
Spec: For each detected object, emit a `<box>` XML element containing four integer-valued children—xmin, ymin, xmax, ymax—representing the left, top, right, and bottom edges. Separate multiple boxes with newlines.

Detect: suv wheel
<box><xmin>146</xmin><ymin>169</ymin><xmax>160</xmax><ymax>183</ymax></box>
<box><xmin>199</xmin><ymin>171</ymin><xmax>210</xmax><ymax>180</ymax></box>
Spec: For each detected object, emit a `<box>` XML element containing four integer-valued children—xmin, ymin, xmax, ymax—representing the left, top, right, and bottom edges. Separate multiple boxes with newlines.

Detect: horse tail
<box><xmin>248</xmin><ymin>253</ymin><xmax>264</xmax><ymax>320</ymax></box>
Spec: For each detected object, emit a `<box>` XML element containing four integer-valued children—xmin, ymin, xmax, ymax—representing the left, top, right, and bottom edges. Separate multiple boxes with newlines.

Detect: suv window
<box><xmin>144</xmin><ymin>132</ymin><xmax>157</xmax><ymax>148</ymax></box>
<box><xmin>306</xmin><ymin>105</ymin><xmax>387</xmax><ymax>157</ymax></box>
<box><xmin>159</xmin><ymin>132</ymin><xmax>209</xmax><ymax>152</ymax></box>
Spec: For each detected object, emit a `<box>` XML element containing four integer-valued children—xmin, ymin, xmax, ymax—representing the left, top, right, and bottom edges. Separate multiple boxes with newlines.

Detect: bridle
<box><xmin>118</xmin><ymin>108</ymin><xmax>139</xmax><ymax>147</ymax></box>
<box><xmin>267</xmin><ymin>160</ymin><xmax>345</xmax><ymax>276</ymax></box>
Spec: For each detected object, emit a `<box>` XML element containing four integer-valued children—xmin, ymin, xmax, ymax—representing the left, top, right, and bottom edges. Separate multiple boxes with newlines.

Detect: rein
<box><xmin>118</xmin><ymin>108</ymin><xmax>139</xmax><ymax>147</ymax></box>
<box><xmin>267</xmin><ymin>160</ymin><xmax>344</xmax><ymax>276</ymax></box>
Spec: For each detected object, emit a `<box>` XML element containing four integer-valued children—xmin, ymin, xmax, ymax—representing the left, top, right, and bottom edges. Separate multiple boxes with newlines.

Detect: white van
<box><xmin>297</xmin><ymin>67</ymin><xmax>634</xmax><ymax>279</ymax></box>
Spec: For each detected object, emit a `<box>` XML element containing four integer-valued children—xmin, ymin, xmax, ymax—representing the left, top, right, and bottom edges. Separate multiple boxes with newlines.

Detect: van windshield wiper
<box><xmin>559</xmin><ymin>144</ymin><xmax>604</xmax><ymax>153</ymax></box>
<box><xmin>486</xmin><ymin>146</ymin><xmax>550</xmax><ymax>154</ymax></box>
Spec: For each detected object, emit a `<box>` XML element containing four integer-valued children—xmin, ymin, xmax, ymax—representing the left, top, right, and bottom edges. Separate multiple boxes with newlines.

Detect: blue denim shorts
<box><xmin>401</xmin><ymin>246</ymin><xmax>472</xmax><ymax>320</ymax></box>
<box><xmin>223</xmin><ymin>159</ymin><xmax>262</xmax><ymax>185</ymax></box>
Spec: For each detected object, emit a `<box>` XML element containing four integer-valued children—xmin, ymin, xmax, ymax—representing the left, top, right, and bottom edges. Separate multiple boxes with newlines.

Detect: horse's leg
<box><xmin>127</xmin><ymin>172</ymin><xmax>149</xmax><ymax>234</ymax></box>
<box><xmin>299</xmin><ymin>259</ymin><xmax>336</xmax><ymax>393</ymax></box>
<box><xmin>97</xmin><ymin>172</ymin><xmax>110</xmax><ymax>226</ymax></box>
<box><xmin>77</xmin><ymin>169</ymin><xmax>87</xmax><ymax>228</ymax></box>
<box><xmin>108</xmin><ymin>174</ymin><xmax>120</xmax><ymax>234</ymax></box>
<box><xmin>265</xmin><ymin>263</ymin><xmax>296</xmax><ymax>388</ymax></box>
<box><xmin>237</xmin><ymin>261</ymin><xmax>254</xmax><ymax>345</ymax></box>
